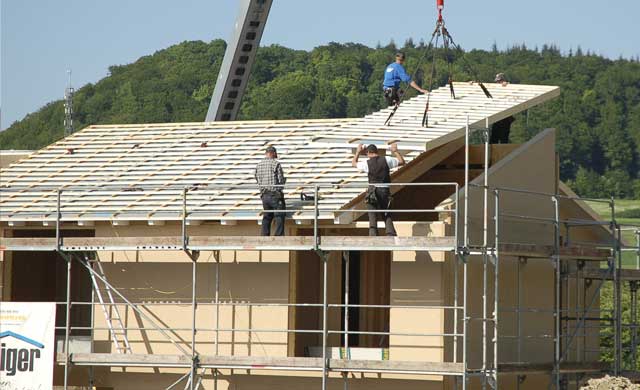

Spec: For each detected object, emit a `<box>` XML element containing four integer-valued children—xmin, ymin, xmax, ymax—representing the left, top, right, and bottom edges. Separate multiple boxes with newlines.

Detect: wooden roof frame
<box><xmin>0</xmin><ymin>83</ymin><xmax>560</xmax><ymax>225</ymax></box>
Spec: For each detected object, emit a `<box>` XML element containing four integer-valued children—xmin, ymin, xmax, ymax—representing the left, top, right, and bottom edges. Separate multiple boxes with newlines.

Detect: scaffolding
<box><xmin>1</xmin><ymin>117</ymin><xmax>639</xmax><ymax>390</ymax></box>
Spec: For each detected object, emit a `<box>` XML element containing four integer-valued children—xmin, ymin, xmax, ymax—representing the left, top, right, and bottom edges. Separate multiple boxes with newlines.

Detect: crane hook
<box><xmin>437</xmin><ymin>0</ymin><xmax>444</xmax><ymax>21</ymax></box>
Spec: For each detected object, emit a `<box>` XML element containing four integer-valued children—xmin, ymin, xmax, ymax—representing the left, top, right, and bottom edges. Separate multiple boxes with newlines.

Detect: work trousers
<box><xmin>366</xmin><ymin>187</ymin><xmax>397</xmax><ymax>236</ymax></box>
<box><xmin>489</xmin><ymin>127</ymin><xmax>510</xmax><ymax>144</ymax></box>
<box><xmin>261</xmin><ymin>191</ymin><xmax>285</xmax><ymax>236</ymax></box>
<box><xmin>384</xmin><ymin>87</ymin><xmax>403</xmax><ymax>107</ymax></box>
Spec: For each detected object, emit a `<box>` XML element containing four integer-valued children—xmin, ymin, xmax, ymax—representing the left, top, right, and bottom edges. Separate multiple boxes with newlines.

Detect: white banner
<box><xmin>0</xmin><ymin>302</ymin><xmax>56</xmax><ymax>390</ymax></box>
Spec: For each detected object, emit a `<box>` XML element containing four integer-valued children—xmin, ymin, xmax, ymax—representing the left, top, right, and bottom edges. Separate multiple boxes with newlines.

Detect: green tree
<box><xmin>2</xmin><ymin>40</ymin><xmax>640</xmax><ymax>198</ymax></box>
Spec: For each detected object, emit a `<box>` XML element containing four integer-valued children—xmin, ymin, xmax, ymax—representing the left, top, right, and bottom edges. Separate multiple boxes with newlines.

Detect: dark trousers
<box><xmin>261</xmin><ymin>191</ymin><xmax>285</xmax><ymax>236</ymax></box>
<box><xmin>384</xmin><ymin>88</ymin><xmax>403</xmax><ymax>107</ymax></box>
<box><xmin>489</xmin><ymin>127</ymin><xmax>510</xmax><ymax>143</ymax></box>
<box><xmin>366</xmin><ymin>187</ymin><xmax>397</xmax><ymax>236</ymax></box>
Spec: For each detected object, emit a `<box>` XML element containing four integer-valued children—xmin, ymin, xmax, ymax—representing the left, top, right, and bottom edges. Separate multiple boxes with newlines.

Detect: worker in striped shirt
<box><xmin>255</xmin><ymin>146</ymin><xmax>286</xmax><ymax>236</ymax></box>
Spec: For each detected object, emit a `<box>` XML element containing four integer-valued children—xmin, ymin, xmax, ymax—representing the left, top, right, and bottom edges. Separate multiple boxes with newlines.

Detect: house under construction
<box><xmin>1</xmin><ymin>83</ymin><xmax>640</xmax><ymax>390</ymax></box>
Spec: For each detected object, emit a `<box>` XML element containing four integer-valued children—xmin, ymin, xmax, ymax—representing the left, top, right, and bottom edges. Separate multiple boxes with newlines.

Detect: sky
<box><xmin>1</xmin><ymin>0</ymin><xmax>638</xmax><ymax>130</ymax></box>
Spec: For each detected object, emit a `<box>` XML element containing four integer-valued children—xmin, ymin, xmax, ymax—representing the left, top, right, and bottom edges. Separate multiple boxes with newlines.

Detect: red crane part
<box><xmin>437</xmin><ymin>0</ymin><xmax>444</xmax><ymax>21</ymax></box>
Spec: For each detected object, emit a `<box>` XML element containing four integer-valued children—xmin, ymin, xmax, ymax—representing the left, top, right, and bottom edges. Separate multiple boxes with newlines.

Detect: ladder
<box><xmin>89</xmin><ymin>261</ymin><xmax>132</xmax><ymax>354</ymax></box>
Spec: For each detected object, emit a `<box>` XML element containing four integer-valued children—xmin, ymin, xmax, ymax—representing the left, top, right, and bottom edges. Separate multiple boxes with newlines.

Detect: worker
<box><xmin>489</xmin><ymin>73</ymin><xmax>515</xmax><ymax>143</ymax></box>
<box><xmin>494</xmin><ymin>72</ymin><xmax>509</xmax><ymax>87</ymax></box>
<box><xmin>352</xmin><ymin>143</ymin><xmax>406</xmax><ymax>236</ymax></box>
<box><xmin>383</xmin><ymin>52</ymin><xmax>428</xmax><ymax>106</ymax></box>
<box><xmin>255</xmin><ymin>146</ymin><xmax>286</xmax><ymax>236</ymax></box>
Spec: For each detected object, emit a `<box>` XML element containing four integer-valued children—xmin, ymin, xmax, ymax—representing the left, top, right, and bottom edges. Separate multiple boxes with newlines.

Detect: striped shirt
<box><xmin>255</xmin><ymin>158</ymin><xmax>286</xmax><ymax>193</ymax></box>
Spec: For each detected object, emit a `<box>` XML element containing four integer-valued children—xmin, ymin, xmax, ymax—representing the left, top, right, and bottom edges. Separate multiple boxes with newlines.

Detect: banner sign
<box><xmin>1</xmin><ymin>302</ymin><xmax>56</xmax><ymax>390</ymax></box>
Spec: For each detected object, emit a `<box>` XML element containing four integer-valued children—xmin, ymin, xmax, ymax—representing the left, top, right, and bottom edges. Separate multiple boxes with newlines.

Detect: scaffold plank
<box><xmin>56</xmin><ymin>353</ymin><xmax>464</xmax><ymax>374</ymax></box>
<box><xmin>582</xmin><ymin>268</ymin><xmax>640</xmax><ymax>281</ymax></box>
<box><xmin>0</xmin><ymin>235</ymin><xmax>614</xmax><ymax>259</ymax></box>
<box><xmin>0</xmin><ymin>235</ymin><xmax>456</xmax><ymax>252</ymax></box>
<box><xmin>497</xmin><ymin>362</ymin><xmax>608</xmax><ymax>374</ymax></box>
<box><xmin>497</xmin><ymin>243</ymin><xmax>611</xmax><ymax>260</ymax></box>
<box><xmin>55</xmin><ymin>353</ymin><xmax>606</xmax><ymax>376</ymax></box>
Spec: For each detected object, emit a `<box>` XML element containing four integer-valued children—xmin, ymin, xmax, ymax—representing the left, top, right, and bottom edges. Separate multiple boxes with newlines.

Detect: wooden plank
<box><xmin>57</xmin><ymin>353</ymin><xmax>191</xmax><ymax>367</ymax></box>
<box><xmin>497</xmin><ymin>243</ymin><xmax>611</xmax><ymax>260</ymax></box>
<box><xmin>330</xmin><ymin>359</ymin><xmax>463</xmax><ymax>374</ymax></box>
<box><xmin>200</xmin><ymin>355</ymin><xmax>323</xmax><ymax>369</ymax></box>
<box><xmin>583</xmin><ymin>268</ymin><xmax>640</xmax><ymax>281</ymax></box>
<box><xmin>57</xmin><ymin>352</ymin><xmax>464</xmax><ymax>374</ymax></box>
<box><xmin>442</xmin><ymin>144</ymin><xmax>521</xmax><ymax>166</ymax></box>
<box><xmin>320</xmin><ymin>236</ymin><xmax>455</xmax><ymax>251</ymax></box>
<box><xmin>497</xmin><ymin>362</ymin><xmax>608</xmax><ymax>374</ymax></box>
<box><xmin>1</xmin><ymin>235</ymin><xmax>456</xmax><ymax>252</ymax></box>
<box><xmin>2</xmin><ymin>235</ymin><xmax>609</xmax><ymax>258</ymax></box>
<box><xmin>56</xmin><ymin>352</ymin><xmax>605</xmax><ymax>376</ymax></box>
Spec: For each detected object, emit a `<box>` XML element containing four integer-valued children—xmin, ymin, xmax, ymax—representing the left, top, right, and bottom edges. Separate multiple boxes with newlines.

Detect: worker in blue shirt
<box><xmin>383</xmin><ymin>52</ymin><xmax>428</xmax><ymax>106</ymax></box>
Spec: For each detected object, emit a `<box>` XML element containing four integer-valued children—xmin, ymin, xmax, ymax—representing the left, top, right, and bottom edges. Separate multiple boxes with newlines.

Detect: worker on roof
<box><xmin>255</xmin><ymin>146</ymin><xmax>286</xmax><ymax>236</ymax></box>
<box><xmin>489</xmin><ymin>73</ymin><xmax>515</xmax><ymax>144</ymax></box>
<box><xmin>352</xmin><ymin>143</ymin><xmax>406</xmax><ymax>236</ymax></box>
<box><xmin>383</xmin><ymin>52</ymin><xmax>428</xmax><ymax>107</ymax></box>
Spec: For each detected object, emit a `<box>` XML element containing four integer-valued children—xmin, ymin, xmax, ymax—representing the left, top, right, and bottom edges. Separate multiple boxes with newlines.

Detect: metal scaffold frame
<box><xmin>2</xmin><ymin>117</ymin><xmax>639</xmax><ymax>390</ymax></box>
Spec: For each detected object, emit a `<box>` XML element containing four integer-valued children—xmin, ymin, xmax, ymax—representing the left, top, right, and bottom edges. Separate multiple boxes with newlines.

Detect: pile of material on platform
<box><xmin>580</xmin><ymin>375</ymin><xmax>639</xmax><ymax>389</ymax></box>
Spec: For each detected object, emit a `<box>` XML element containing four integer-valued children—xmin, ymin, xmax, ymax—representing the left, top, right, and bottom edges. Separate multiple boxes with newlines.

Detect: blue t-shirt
<box><xmin>383</xmin><ymin>62</ymin><xmax>412</xmax><ymax>89</ymax></box>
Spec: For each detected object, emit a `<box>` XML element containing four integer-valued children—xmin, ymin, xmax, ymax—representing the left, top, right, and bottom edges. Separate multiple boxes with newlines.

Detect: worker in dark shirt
<box><xmin>352</xmin><ymin>143</ymin><xmax>406</xmax><ymax>236</ymax></box>
<box><xmin>383</xmin><ymin>52</ymin><xmax>428</xmax><ymax>106</ymax></box>
<box><xmin>489</xmin><ymin>73</ymin><xmax>515</xmax><ymax>144</ymax></box>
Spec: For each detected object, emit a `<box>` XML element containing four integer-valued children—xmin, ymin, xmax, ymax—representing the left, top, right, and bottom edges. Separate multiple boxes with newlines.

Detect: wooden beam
<box><xmin>1</xmin><ymin>85</ymin><xmax>560</xmax><ymax>224</ymax></box>
<box><xmin>55</xmin><ymin>353</ymin><xmax>605</xmax><ymax>376</ymax></box>
<box><xmin>0</xmin><ymin>235</ymin><xmax>456</xmax><ymax>252</ymax></box>
<box><xmin>496</xmin><ymin>243</ymin><xmax>611</xmax><ymax>260</ymax></box>
<box><xmin>497</xmin><ymin>362</ymin><xmax>608</xmax><ymax>375</ymax></box>
<box><xmin>319</xmin><ymin>236</ymin><xmax>455</xmax><ymax>251</ymax></box>
<box><xmin>1</xmin><ymin>234</ymin><xmax>612</xmax><ymax>260</ymax></box>
<box><xmin>57</xmin><ymin>352</ymin><xmax>464</xmax><ymax>374</ymax></box>
<box><xmin>440</xmin><ymin>144</ymin><xmax>521</xmax><ymax>167</ymax></box>
<box><xmin>583</xmin><ymin>268</ymin><xmax>640</xmax><ymax>281</ymax></box>
<box><xmin>330</xmin><ymin>359</ymin><xmax>464</xmax><ymax>374</ymax></box>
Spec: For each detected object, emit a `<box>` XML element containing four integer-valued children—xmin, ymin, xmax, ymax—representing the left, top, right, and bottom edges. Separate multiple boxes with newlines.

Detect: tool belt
<box><xmin>365</xmin><ymin>186</ymin><xmax>379</xmax><ymax>205</ymax></box>
<box><xmin>366</xmin><ymin>185</ymin><xmax>392</xmax><ymax>206</ymax></box>
<box><xmin>383</xmin><ymin>87</ymin><xmax>404</xmax><ymax>105</ymax></box>
<box><xmin>261</xmin><ymin>189</ymin><xmax>284</xmax><ymax>198</ymax></box>
<box><xmin>300</xmin><ymin>192</ymin><xmax>315</xmax><ymax>202</ymax></box>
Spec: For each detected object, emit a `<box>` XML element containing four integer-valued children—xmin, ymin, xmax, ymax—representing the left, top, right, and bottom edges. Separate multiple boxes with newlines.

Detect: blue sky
<box><xmin>1</xmin><ymin>0</ymin><xmax>638</xmax><ymax>130</ymax></box>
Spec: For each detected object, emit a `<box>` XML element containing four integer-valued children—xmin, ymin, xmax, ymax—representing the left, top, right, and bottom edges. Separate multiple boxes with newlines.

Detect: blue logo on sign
<box><xmin>0</xmin><ymin>331</ymin><xmax>45</xmax><ymax>348</ymax></box>
<box><xmin>0</xmin><ymin>331</ymin><xmax>44</xmax><ymax>376</ymax></box>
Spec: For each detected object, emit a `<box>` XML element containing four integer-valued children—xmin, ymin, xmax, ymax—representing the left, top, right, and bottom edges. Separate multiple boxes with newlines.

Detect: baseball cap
<box><xmin>266</xmin><ymin>146</ymin><xmax>277</xmax><ymax>154</ymax></box>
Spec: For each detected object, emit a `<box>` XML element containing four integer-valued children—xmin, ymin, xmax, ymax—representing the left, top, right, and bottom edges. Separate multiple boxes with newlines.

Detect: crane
<box><xmin>206</xmin><ymin>0</ymin><xmax>273</xmax><ymax>122</ymax></box>
<box><xmin>208</xmin><ymin>0</ymin><xmax>491</xmax><ymax>125</ymax></box>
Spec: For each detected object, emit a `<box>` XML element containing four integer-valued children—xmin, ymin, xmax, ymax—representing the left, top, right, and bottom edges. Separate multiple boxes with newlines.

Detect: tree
<box><xmin>1</xmin><ymin>40</ymin><xmax>639</xmax><ymax>198</ymax></box>
<box><xmin>239</xmin><ymin>71</ymin><xmax>316</xmax><ymax>120</ymax></box>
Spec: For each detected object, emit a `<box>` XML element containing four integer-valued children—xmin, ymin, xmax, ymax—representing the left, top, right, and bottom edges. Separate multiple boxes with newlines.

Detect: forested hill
<box><xmin>1</xmin><ymin>40</ymin><xmax>639</xmax><ymax>198</ymax></box>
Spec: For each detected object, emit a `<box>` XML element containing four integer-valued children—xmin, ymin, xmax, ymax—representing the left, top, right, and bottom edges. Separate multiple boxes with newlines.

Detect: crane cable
<box><xmin>444</xmin><ymin>30</ymin><xmax>494</xmax><ymax>99</ymax></box>
<box><xmin>384</xmin><ymin>24</ymin><xmax>440</xmax><ymax>126</ymax></box>
<box><xmin>422</xmin><ymin>29</ymin><xmax>442</xmax><ymax>127</ymax></box>
<box><xmin>386</xmin><ymin>0</ymin><xmax>493</xmax><ymax>127</ymax></box>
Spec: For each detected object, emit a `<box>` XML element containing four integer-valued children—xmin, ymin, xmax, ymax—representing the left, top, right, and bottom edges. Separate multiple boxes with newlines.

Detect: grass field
<box><xmin>584</xmin><ymin>199</ymin><xmax>640</xmax><ymax>268</ymax></box>
<box><xmin>584</xmin><ymin>199</ymin><xmax>640</xmax><ymax>370</ymax></box>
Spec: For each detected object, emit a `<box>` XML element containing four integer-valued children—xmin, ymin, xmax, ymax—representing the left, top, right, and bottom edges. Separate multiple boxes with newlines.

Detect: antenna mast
<box><xmin>64</xmin><ymin>69</ymin><xmax>75</xmax><ymax>136</ymax></box>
